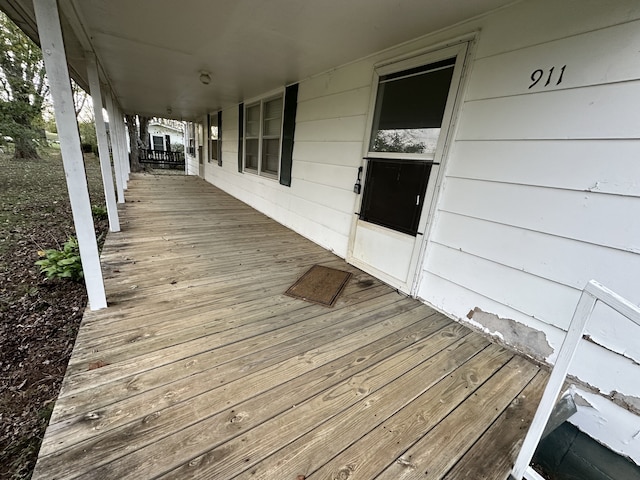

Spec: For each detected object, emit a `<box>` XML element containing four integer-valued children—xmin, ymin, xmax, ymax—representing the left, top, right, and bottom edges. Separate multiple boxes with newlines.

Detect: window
<box><xmin>360</xmin><ymin>159</ymin><xmax>432</xmax><ymax>235</ymax></box>
<box><xmin>244</xmin><ymin>95</ymin><xmax>283</xmax><ymax>177</ymax></box>
<box><xmin>152</xmin><ymin>135</ymin><xmax>164</xmax><ymax>151</ymax></box>
<box><xmin>208</xmin><ymin>113</ymin><xmax>219</xmax><ymax>163</ymax></box>
<box><xmin>360</xmin><ymin>56</ymin><xmax>457</xmax><ymax>236</ymax></box>
<box><xmin>369</xmin><ymin>57</ymin><xmax>455</xmax><ymax>158</ymax></box>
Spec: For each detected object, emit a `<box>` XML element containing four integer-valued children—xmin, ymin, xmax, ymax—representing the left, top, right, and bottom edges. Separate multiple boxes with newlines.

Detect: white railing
<box><xmin>510</xmin><ymin>280</ymin><xmax>640</xmax><ymax>480</ymax></box>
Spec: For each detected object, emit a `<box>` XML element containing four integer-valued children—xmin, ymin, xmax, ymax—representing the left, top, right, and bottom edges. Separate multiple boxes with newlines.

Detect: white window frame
<box><xmin>151</xmin><ymin>134</ymin><xmax>164</xmax><ymax>151</ymax></box>
<box><xmin>365</xmin><ymin>44</ymin><xmax>465</xmax><ymax>163</ymax></box>
<box><xmin>208</xmin><ymin>112</ymin><xmax>219</xmax><ymax>163</ymax></box>
<box><xmin>243</xmin><ymin>94</ymin><xmax>284</xmax><ymax>179</ymax></box>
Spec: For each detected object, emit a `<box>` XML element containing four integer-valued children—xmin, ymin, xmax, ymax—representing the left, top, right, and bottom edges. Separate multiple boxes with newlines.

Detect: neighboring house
<box><xmin>3</xmin><ymin>0</ymin><xmax>639</xmax><ymax>467</ymax></box>
<box><xmin>147</xmin><ymin>119</ymin><xmax>184</xmax><ymax>152</ymax></box>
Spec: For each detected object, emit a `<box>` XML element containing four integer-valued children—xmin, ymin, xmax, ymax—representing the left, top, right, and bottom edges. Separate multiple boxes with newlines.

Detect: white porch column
<box><xmin>86</xmin><ymin>52</ymin><xmax>120</xmax><ymax>230</ymax></box>
<box><xmin>118</xmin><ymin>106</ymin><xmax>130</xmax><ymax>180</ymax></box>
<box><xmin>34</xmin><ymin>0</ymin><xmax>107</xmax><ymax>310</ymax></box>
<box><xmin>105</xmin><ymin>90</ymin><xmax>125</xmax><ymax>203</ymax></box>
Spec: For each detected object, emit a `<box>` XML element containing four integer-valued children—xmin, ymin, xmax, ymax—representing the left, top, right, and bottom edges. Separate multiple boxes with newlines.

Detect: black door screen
<box><xmin>359</xmin><ymin>158</ymin><xmax>432</xmax><ymax>236</ymax></box>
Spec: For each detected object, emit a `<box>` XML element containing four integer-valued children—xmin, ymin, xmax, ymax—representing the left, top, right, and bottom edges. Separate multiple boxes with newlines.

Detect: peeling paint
<box><xmin>574</xmin><ymin>393</ymin><xmax>594</xmax><ymax>408</ymax></box>
<box><xmin>567</xmin><ymin>375</ymin><xmax>640</xmax><ymax>417</ymax></box>
<box><xmin>609</xmin><ymin>391</ymin><xmax>640</xmax><ymax>417</ymax></box>
<box><xmin>466</xmin><ymin>307</ymin><xmax>553</xmax><ymax>361</ymax></box>
<box><xmin>583</xmin><ymin>334</ymin><xmax>640</xmax><ymax>367</ymax></box>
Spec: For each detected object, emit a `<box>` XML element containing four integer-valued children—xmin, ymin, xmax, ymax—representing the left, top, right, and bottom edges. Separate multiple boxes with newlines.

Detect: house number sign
<box><xmin>529</xmin><ymin>65</ymin><xmax>566</xmax><ymax>89</ymax></box>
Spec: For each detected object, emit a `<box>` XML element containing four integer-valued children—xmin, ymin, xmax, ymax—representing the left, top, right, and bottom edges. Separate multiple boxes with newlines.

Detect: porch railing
<box><xmin>509</xmin><ymin>280</ymin><xmax>640</xmax><ymax>480</ymax></box>
<box><xmin>139</xmin><ymin>149</ymin><xmax>185</xmax><ymax>169</ymax></box>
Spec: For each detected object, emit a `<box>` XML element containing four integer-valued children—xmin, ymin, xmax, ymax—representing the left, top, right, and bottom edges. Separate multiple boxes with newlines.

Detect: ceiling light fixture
<box><xmin>199</xmin><ymin>71</ymin><xmax>212</xmax><ymax>85</ymax></box>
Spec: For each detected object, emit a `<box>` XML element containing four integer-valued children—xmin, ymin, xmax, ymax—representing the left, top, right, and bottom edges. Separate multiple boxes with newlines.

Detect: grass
<box><xmin>0</xmin><ymin>143</ymin><xmax>109</xmax><ymax>479</ymax></box>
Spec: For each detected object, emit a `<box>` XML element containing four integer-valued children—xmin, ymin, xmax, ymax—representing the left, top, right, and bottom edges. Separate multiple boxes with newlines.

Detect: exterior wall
<box><xmin>415</xmin><ymin>0</ymin><xmax>640</xmax><ymax>462</ymax></box>
<box><xmin>200</xmin><ymin>0</ymin><xmax>640</xmax><ymax>461</ymax></box>
<box><xmin>203</xmin><ymin>80</ymin><xmax>369</xmax><ymax>257</ymax></box>
<box><xmin>148</xmin><ymin>123</ymin><xmax>184</xmax><ymax>150</ymax></box>
<box><xmin>184</xmin><ymin>122</ymin><xmax>199</xmax><ymax>176</ymax></box>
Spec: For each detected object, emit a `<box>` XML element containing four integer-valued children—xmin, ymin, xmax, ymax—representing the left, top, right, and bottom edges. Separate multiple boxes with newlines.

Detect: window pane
<box><xmin>262</xmin><ymin>98</ymin><xmax>282</xmax><ymax>137</ymax></box>
<box><xmin>245</xmin><ymin>138</ymin><xmax>259</xmax><ymax>170</ymax></box>
<box><xmin>210</xmin><ymin>140</ymin><xmax>218</xmax><ymax>161</ymax></box>
<box><xmin>246</xmin><ymin>104</ymin><xmax>260</xmax><ymax>137</ymax></box>
<box><xmin>360</xmin><ymin>159</ymin><xmax>432</xmax><ymax>236</ymax></box>
<box><xmin>262</xmin><ymin>138</ymin><xmax>280</xmax><ymax>174</ymax></box>
<box><xmin>209</xmin><ymin>114</ymin><xmax>218</xmax><ymax>140</ymax></box>
<box><xmin>370</xmin><ymin>59</ymin><xmax>455</xmax><ymax>155</ymax></box>
<box><xmin>264</xmin><ymin>97</ymin><xmax>283</xmax><ymax>119</ymax></box>
<box><xmin>264</xmin><ymin>118</ymin><xmax>282</xmax><ymax>137</ymax></box>
<box><xmin>152</xmin><ymin>135</ymin><xmax>164</xmax><ymax>150</ymax></box>
<box><xmin>263</xmin><ymin>97</ymin><xmax>282</xmax><ymax>136</ymax></box>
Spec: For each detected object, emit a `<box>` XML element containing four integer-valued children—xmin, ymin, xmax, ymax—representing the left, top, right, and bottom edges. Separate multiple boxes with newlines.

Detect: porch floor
<box><xmin>32</xmin><ymin>174</ymin><xmax>546</xmax><ymax>480</ymax></box>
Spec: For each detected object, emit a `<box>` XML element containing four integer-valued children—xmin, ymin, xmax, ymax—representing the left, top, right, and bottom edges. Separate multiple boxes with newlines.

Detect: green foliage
<box><xmin>91</xmin><ymin>204</ymin><xmax>108</xmax><ymax>220</ymax></box>
<box><xmin>78</xmin><ymin>120</ymin><xmax>97</xmax><ymax>153</ymax></box>
<box><xmin>0</xmin><ymin>12</ymin><xmax>48</xmax><ymax>159</ymax></box>
<box><xmin>372</xmin><ymin>130</ymin><xmax>426</xmax><ymax>154</ymax></box>
<box><xmin>35</xmin><ymin>237</ymin><xmax>84</xmax><ymax>281</ymax></box>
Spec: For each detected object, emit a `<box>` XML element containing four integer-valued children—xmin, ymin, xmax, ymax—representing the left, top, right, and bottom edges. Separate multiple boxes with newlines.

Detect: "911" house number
<box><xmin>529</xmin><ymin>65</ymin><xmax>566</xmax><ymax>89</ymax></box>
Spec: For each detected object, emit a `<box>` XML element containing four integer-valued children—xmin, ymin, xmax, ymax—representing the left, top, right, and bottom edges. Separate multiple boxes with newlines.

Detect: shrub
<box><xmin>35</xmin><ymin>237</ymin><xmax>83</xmax><ymax>281</ymax></box>
<box><xmin>91</xmin><ymin>204</ymin><xmax>108</xmax><ymax>220</ymax></box>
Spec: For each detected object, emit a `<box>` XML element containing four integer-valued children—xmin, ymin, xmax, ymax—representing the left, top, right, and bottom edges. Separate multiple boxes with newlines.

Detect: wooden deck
<box><xmin>32</xmin><ymin>174</ymin><xmax>546</xmax><ymax>480</ymax></box>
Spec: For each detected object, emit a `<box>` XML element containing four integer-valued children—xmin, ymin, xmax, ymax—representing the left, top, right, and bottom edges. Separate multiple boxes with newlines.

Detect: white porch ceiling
<box><xmin>2</xmin><ymin>0</ymin><xmax>517</xmax><ymax>121</ymax></box>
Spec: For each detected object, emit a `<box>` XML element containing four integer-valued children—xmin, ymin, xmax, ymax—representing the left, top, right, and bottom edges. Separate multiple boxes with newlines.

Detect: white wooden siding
<box><xmin>473</xmin><ymin>0</ymin><xmax>640</xmax><ymax>59</ymax></box>
<box><xmin>205</xmin><ymin>77</ymin><xmax>370</xmax><ymax>258</ymax></box>
<box><xmin>458</xmin><ymin>83</ymin><xmax>640</xmax><ymax>140</ymax></box>
<box><xmin>467</xmin><ymin>19</ymin><xmax>640</xmax><ymax>101</ymax></box>
<box><xmin>414</xmin><ymin>0</ymin><xmax>640</xmax><ymax>461</ymax></box>
<box><xmin>438</xmin><ymin>178</ymin><xmax>640</xmax><ymax>254</ymax></box>
<box><xmin>446</xmin><ymin>140</ymin><xmax>640</xmax><ymax>197</ymax></box>
<box><xmin>291</xmin><ymin>141</ymin><xmax>363</xmax><ymax>168</ymax></box>
<box><xmin>197</xmin><ymin>0</ymin><xmax>640</xmax><ymax>460</ymax></box>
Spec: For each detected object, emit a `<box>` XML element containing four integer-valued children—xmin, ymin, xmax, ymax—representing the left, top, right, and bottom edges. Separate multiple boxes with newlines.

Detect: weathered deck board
<box><xmin>32</xmin><ymin>174</ymin><xmax>546</xmax><ymax>480</ymax></box>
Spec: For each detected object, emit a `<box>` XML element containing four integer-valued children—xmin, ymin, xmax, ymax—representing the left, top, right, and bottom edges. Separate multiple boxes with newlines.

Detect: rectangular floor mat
<box><xmin>284</xmin><ymin>264</ymin><xmax>352</xmax><ymax>307</ymax></box>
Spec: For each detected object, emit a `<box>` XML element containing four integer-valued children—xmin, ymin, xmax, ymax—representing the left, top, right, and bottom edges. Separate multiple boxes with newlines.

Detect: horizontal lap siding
<box><xmin>447</xmin><ymin>140</ymin><xmax>640</xmax><ymax>197</ymax></box>
<box><xmin>205</xmin><ymin>69</ymin><xmax>371</xmax><ymax>258</ymax></box>
<box><xmin>416</xmin><ymin>1</ymin><xmax>640</xmax><ymax>460</ymax></box>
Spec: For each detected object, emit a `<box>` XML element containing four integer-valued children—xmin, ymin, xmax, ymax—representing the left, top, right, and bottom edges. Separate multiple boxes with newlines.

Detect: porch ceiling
<box><xmin>1</xmin><ymin>0</ymin><xmax>515</xmax><ymax>120</ymax></box>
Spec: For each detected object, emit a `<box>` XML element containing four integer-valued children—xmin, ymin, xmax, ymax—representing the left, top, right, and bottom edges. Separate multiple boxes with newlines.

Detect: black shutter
<box><xmin>217</xmin><ymin>111</ymin><xmax>223</xmax><ymax>166</ymax></box>
<box><xmin>279</xmin><ymin>83</ymin><xmax>298</xmax><ymax>187</ymax></box>
<box><xmin>165</xmin><ymin>134</ymin><xmax>171</xmax><ymax>152</ymax></box>
<box><xmin>237</xmin><ymin>103</ymin><xmax>244</xmax><ymax>172</ymax></box>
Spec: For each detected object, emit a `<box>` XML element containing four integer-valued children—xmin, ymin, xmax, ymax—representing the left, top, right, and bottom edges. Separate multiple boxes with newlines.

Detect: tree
<box><xmin>124</xmin><ymin>114</ymin><xmax>150</xmax><ymax>172</ymax></box>
<box><xmin>0</xmin><ymin>12</ymin><xmax>48</xmax><ymax>159</ymax></box>
<box><xmin>372</xmin><ymin>130</ymin><xmax>426</xmax><ymax>154</ymax></box>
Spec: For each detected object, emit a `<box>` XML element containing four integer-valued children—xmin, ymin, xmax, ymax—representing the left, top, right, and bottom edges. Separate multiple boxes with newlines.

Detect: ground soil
<box><xmin>0</xmin><ymin>146</ymin><xmax>108</xmax><ymax>479</ymax></box>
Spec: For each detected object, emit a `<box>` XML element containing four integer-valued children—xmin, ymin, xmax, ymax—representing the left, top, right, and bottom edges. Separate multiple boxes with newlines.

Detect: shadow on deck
<box><xmin>32</xmin><ymin>174</ymin><xmax>546</xmax><ymax>480</ymax></box>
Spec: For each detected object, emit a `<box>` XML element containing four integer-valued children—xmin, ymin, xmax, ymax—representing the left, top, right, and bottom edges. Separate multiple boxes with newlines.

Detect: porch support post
<box><xmin>105</xmin><ymin>90</ymin><xmax>125</xmax><ymax>202</ymax></box>
<box><xmin>33</xmin><ymin>0</ymin><xmax>107</xmax><ymax>310</ymax></box>
<box><xmin>118</xmin><ymin>105</ymin><xmax>130</xmax><ymax>180</ymax></box>
<box><xmin>86</xmin><ymin>52</ymin><xmax>120</xmax><ymax>230</ymax></box>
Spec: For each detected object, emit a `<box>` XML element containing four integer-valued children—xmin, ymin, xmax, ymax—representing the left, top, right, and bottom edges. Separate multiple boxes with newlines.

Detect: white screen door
<box><xmin>348</xmin><ymin>43</ymin><xmax>468</xmax><ymax>293</ymax></box>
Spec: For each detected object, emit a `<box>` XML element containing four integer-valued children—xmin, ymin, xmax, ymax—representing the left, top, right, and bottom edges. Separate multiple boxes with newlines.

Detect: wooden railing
<box><xmin>139</xmin><ymin>149</ymin><xmax>185</xmax><ymax>169</ymax></box>
<box><xmin>509</xmin><ymin>280</ymin><xmax>640</xmax><ymax>480</ymax></box>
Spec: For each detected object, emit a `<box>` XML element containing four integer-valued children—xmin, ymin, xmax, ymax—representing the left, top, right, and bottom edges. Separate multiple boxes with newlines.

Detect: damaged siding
<box><xmin>197</xmin><ymin>0</ymin><xmax>640</xmax><ymax>461</ymax></box>
<box><xmin>417</xmin><ymin>0</ymin><xmax>640</xmax><ymax>462</ymax></box>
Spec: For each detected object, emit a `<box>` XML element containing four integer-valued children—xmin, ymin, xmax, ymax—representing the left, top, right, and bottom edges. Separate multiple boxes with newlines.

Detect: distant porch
<box><xmin>32</xmin><ymin>174</ymin><xmax>545</xmax><ymax>480</ymax></box>
<box><xmin>139</xmin><ymin>148</ymin><xmax>185</xmax><ymax>169</ymax></box>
